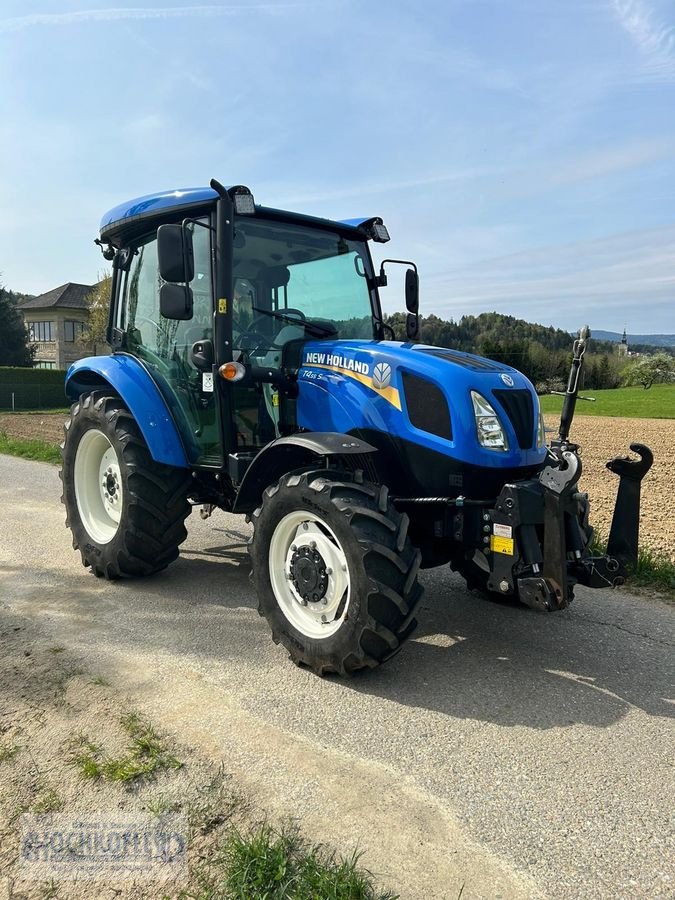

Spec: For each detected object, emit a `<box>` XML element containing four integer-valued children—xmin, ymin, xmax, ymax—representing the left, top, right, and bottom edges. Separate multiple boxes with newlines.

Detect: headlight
<box><xmin>471</xmin><ymin>391</ymin><xmax>509</xmax><ymax>451</ymax></box>
<box><xmin>537</xmin><ymin>409</ymin><xmax>547</xmax><ymax>448</ymax></box>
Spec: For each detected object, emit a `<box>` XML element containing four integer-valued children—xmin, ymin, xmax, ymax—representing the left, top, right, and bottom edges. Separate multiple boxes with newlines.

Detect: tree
<box><xmin>0</xmin><ymin>279</ymin><xmax>33</xmax><ymax>366</ymax></box>
<box><xmin>621</xmin><ymin>353</ymin><xmax>675</xmax><ymax>390</ymax></box>
<box><xmin>80</xmin><ymin>272</ymin><xmax>112</xmax><ymax>353</ymax></box>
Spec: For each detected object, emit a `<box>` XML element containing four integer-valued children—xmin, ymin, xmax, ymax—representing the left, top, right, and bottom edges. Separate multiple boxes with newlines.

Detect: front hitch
<box><xmin>605</xmin><ymin>443</ymin><xmax>654</xmax><ymax>568</ymax></box>
<box><xmin>518</xmin><ymin>447</ymin><xmax>583</xmax><ymax>612</ymax></box>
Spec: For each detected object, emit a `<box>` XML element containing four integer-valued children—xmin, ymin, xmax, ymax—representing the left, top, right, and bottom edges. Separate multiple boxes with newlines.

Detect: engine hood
<box><xmin>296</xmin><ymin>339</ymin><xmax>547</xmax><ymax>473</ymax></box>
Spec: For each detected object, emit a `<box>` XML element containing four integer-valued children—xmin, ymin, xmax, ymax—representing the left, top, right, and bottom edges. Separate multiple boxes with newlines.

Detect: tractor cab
<box><xmin>91</xmin><ymin>183</ymin><xmax>406</xmax><ymax>475</ymax></box>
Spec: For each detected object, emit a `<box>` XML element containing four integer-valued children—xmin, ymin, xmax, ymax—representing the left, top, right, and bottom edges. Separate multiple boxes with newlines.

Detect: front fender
<box><xmin>65</xmin><ymin>354</ymin><xmax>191</xmax><ymax>468</ymax></box>
<box><xmin>233</xmin><ymin>432</ymin><xmax>377</xmax><ymax>514</ymax></box>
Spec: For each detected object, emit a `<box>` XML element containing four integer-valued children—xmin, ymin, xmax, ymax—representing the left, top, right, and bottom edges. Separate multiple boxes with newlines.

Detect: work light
<box><xmin>231</xmin><ymin>186</ymin><xmax>256</xmax><ymax>215</ymax></box>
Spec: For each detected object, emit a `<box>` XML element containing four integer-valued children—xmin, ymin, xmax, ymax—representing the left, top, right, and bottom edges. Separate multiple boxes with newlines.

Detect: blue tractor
<box><xmin>61</xmin><ymin>181</ymin><xmax>652</xmax><ymax>675</ymax></box>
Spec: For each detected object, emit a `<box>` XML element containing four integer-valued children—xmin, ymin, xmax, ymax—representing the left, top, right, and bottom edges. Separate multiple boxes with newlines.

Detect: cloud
<box><xmin>611</xmin><ymin>0</ymin><xmax>675</xmax><ymax>82</ymax></box>
<box><xmin>0</xmin><ymin>4</ymin><xmax>316</xmax><ymax>35</ymax></box>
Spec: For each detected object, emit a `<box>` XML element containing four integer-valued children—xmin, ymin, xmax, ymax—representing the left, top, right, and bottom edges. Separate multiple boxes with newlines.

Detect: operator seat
<box><xmin>257</xmin><ymin>323</ymin><xmax>305</xmax><ymax>436</ymax></box>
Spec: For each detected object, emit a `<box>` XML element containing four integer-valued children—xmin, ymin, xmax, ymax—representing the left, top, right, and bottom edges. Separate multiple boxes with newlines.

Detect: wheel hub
<box><xmin>290</xmin><ymin>545</ymin><xmax>328</xmax><ymax>602</ymax></box>
<box><xmin>73</xmin><ymin>429</ymin><xmax>123</xmax><ymax>545</ymax></box>
<box><xmin>269</xmin><ymin>513</ymin><xmax>351</xmax><ymax>640</ymax></box>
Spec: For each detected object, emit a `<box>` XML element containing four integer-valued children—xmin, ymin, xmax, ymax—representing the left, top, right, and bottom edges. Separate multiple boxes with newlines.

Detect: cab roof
<box><xmin>99</xmin><ymin>186</ymin><xmax>375</xmax><ymax>243</ymax></box>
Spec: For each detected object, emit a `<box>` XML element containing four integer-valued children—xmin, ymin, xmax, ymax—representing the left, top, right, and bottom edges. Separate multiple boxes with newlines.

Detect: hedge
<box><xmin>0</xmin><ymin>366</ymin><xmax>68</xmax><ymax>410</ymax></box>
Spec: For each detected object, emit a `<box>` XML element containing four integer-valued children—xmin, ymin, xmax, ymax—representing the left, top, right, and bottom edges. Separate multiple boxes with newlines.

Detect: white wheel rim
<box><xmin>74</xmin><ymin>429</ymin><xmax>123</xmax><ymax>545</ymax></box>
<box><xmin>269</xmin><ymin>510</ymin><xmax>351</xmax><ymax>639</ymax></box>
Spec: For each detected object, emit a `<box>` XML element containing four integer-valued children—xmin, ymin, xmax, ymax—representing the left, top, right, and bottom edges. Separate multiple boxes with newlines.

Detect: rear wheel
<box><xmin>60</xmin><ymin>393</ymin><xmax>191</xmax><ymax>578</ymax></box>
<box><xmin>249</xmin><ymin>470</ymin><xmax>423</xmax><ymax>675</ymax></box>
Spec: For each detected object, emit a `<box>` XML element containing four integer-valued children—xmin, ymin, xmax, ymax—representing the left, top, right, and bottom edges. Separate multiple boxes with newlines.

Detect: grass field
<box><xmin>0</xmin><ymin>431</ymin><xmax>61</xmax><ymax>465</ymax></box>
<box><xmin>539</xmin><ymin>383</ymin><xmax>675</xmax><ymax>418</ymax></box>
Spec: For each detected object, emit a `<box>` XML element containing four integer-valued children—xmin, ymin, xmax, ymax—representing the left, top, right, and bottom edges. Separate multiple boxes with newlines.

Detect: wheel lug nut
<box><xmin>291</xmin><ymin>544</ymin><xmax>297</xmax><ymax>552</ymax></box>
<box><xmin>309</xmin><ymin>540</ymin><xmax>316</xmax><ymax>550</ymax></box>
<box><xmin>325</xmin><ymin>567</ymin><xmax>332</xmax><ymax>576</ymax></box>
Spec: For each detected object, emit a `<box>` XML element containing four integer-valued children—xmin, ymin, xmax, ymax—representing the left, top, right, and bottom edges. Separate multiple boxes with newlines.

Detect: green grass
<box><xmin>1</xmin><ymin>408</ymin><xmax>70</xmax><ymax>415</ymax></box>
<box><xmin>182</xmin><ymin>824</ymin><xmax>398</xmax><ymax>900</ymax></box>
<box><xmin>0</xmin><ymin>745</ymin><xmax>21</xmax><ymax>763</ymax></box>
<box><xmin>631</xmin><ymin>547</ymin><xmax>675</xmax><ymax>593</ymax></box>
<box><xmin>32</xmin><ymin>788</ymin><xmax>64</xmax><ymax>814</ymax></box>
<box><xmin>540</xmin><ymin>383</ymin><xmax>675</xmax><ymax>418</ymax></box>
<box><xmin>0</xmin><ymin>431</ymin><xmax>61</xmax><ymax>465</ymax></box>
<box><xmin>71</xmin><ymin>713</ymin><xmax>182</xmax><ymax>783</ymax></box>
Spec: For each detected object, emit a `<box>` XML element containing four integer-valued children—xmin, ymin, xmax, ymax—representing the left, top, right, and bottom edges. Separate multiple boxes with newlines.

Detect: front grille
<box><xmin>402</xmin><ymin>372</ymin><xmax>453</xmax><ymax>441</ymax></box>
<box><xmin>492</xmin><ymin>389</ymin><xmax>534</xmax><ymax>449</ymax></box>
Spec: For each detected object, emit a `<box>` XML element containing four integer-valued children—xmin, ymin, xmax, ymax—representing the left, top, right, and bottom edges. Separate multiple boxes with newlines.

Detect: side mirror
<box><xmin>160</xmin><ymin>282</ymin><xmax>193</xmax><ymax>320</ymax></box>
<box><xmin>405</xmin><ymin>268</ymin><xmax>419</xmax><ymax>314</ymax></box>
<box><xmin>190</xmin><ymin>339</ymin><xmax>214</xmax><ymax>370</ymax></box>
<box><xmin>406</xmin><ymin>312</ymin><xmax>420</xmax><ymax>341</ymax></box>
<box><xmin>157</xmin><ymin>223</ymin><xmax>194</xmax><ymax>284</ymax></box>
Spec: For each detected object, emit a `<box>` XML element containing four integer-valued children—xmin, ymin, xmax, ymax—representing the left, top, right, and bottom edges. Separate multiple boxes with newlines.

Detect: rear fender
<box><xmin>233</xmin><ymin>432</ymin><xmax>377</xmax><ymax>514</ymax></box>
<box><xmin>65</xmin><ymin>354</ymin><xmax>191</xmax><ymax>468</ymax></box>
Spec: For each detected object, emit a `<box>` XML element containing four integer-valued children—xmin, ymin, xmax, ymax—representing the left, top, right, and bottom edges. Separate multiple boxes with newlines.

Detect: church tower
<box><xmin>618</xmin><ymin>327</ymin><xmax>629</xmax><ymax>357</ymax></box>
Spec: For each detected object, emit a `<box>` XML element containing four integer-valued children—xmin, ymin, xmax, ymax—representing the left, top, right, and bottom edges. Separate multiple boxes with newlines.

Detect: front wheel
<box><xmin>249</xmin><ymin>471</ymin><xmax>423</xmax><ymax>675</ymax></box>
<box><xmin>60</xmin><ymin>393</ymin><xmax>191</xmax><ymax>578</ymax></box>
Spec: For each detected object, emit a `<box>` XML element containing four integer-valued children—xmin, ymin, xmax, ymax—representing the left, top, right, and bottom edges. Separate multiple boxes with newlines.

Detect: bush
<box><xmin>0</xmin><ymin>366</ymin><xmax>67</xmax><ymax>410</ymax></box>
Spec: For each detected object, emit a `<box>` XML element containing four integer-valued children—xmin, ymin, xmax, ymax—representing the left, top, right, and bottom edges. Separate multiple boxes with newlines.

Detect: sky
<box><xmin>1</xmin><ymin>0</ymin><xmax>674</xmax><ymax>333</ymax></box>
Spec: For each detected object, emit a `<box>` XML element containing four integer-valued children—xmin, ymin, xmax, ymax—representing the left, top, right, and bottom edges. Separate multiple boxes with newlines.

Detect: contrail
<box><xmin>0</xmin><ymin>4</ymin><xmax>315</xmax><ymax>35</ymax></box>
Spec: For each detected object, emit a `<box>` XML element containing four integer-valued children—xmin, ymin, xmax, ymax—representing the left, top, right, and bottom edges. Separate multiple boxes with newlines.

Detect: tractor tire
<box><xmin>249</xmin><ymin>470</ymin><xmax>423</xmax><ymax>675</ymax></box>
<box><xmin>60</xmin><ymin>393</ymin><xmax>191</xmax><ymax>579</ymax></box>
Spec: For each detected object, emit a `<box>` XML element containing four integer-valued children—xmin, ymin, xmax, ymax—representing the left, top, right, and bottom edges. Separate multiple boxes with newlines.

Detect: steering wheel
<box><xmin>235</xmin><ymin>308</ymin><xmax>307</xmax><ymax>354</ymax></box>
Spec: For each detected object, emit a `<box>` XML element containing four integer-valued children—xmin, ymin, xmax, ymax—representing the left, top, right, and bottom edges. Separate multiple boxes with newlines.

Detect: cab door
<box><xmin>117</xmin><ymin>219</ymin><xmax>223</xmax><ymax>465</ymax></box>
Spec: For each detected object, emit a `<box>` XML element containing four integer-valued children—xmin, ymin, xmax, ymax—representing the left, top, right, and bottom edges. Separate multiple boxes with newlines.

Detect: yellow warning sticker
<box><xmin>272</xmin><ymin>392</ymin><xmax>279</xmax><ymax>407</ymax></box>
<box><xmin>218</xmin><ymin>297</ymin><xmax>227</xmax><ymax>314</ymax></box>
<box><xmin>490</xmin><ymin>535</ymin><xmax>514</xmax><ymax>555</ymax></box>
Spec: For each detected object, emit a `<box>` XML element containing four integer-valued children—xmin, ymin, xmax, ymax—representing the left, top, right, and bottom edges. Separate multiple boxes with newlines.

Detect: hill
<box><xmin>592</xmin><ymin>330</ymin><xmax>675</xmax><ymax>348</ymax></box>
<box><xmin>383</xmin><ymin>310</ymin><xmax>624</xmax><ymax>391</ymax></box>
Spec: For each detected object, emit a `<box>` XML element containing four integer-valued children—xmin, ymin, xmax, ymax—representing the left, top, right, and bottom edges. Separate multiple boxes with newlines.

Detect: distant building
<box><xmin>618</xmin><ymin>327</ymin><xmax>629</xmax><ymax>358</ymax></box>
<box><xmin>19</xmin><ymin>283</ymin><xmax>93</xmax><ymax>370</ymax></box>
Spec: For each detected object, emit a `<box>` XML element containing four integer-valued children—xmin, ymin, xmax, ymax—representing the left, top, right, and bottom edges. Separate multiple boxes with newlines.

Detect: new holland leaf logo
<box><xmin>372</xmin><ymin>362</ymin><xmax>392</xmax><ymax>390</ymax></box>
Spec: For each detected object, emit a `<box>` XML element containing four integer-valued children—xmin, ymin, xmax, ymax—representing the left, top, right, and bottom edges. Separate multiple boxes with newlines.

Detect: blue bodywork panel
<box><xmin>100</xmin><ymin>186</ymin><xmax>378</xmax><ymax>242</ymax></box>
<box><xmin>297</xmin><ymin>340</ymin><xmax>547</xmax><ymax>470</ymax></box>
<box><xmin>100</xmin><ymin>187</ymin><xmax>219</xmax><ymax>235</ymax></box>
<box><xmin>65</xmin><ymin>355</ymin><xmax>191</xmax><ymax>468</ymax></box>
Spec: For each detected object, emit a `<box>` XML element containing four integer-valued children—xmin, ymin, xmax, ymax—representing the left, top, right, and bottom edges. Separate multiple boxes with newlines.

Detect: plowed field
<box><xmin>2</xmin><ymin>412</ymin><xmax>673</xmax><ymax>559</ymax></box>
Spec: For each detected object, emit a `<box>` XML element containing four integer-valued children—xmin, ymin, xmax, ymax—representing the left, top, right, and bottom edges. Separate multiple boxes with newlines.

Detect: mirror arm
<box><xmin>181</xmin><ymin>217</ymin><xmax>216</xmax><ymax>234</ymax></box>
<box><xmin>379</xmin><ymin>258</ymin><xmax>418</xmax><ymax>274</ymax></box>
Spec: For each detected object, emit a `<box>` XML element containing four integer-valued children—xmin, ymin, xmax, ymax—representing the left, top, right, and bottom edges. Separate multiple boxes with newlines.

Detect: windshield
<box><xmin>232</xmin><ymin>217</ymin><xmax>376</xmax><ymax>353</ymax></box>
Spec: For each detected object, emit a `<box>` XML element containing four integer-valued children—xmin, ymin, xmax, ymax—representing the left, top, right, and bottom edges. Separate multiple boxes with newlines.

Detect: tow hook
<box><xmin>539</xmin><ymin>449</ymin><xmax>581</xmax><ymax>494</ymax></box>
<box><xmin>199</xmin><ymin>504</ymin><xmax>216</xmax><ymax>520</ymax></box>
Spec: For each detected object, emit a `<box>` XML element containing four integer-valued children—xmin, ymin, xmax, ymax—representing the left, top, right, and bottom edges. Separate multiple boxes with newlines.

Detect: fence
<box><xmin>0</xmin><ymin>367</ymin><xmax>67</xmax><ymax>410</ymax></box>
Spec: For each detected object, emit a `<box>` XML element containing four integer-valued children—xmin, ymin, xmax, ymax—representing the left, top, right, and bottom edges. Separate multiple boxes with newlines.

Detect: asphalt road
<box><xmin>0</xmin><ymin>454</ymin><xmax>673</xmax><ymax>899</ymax></box>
